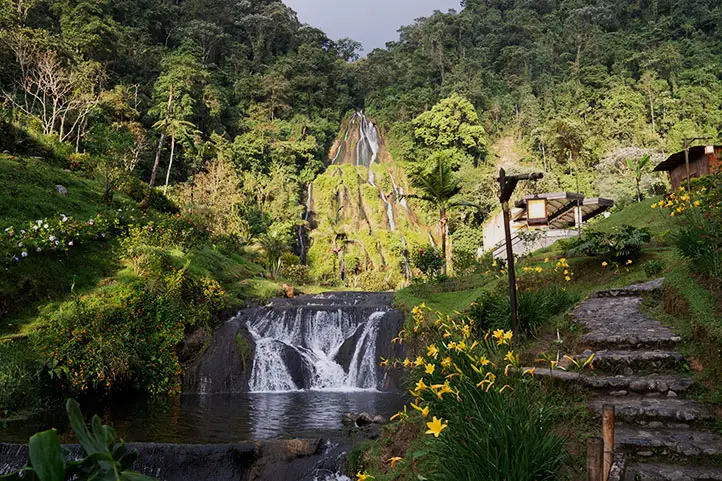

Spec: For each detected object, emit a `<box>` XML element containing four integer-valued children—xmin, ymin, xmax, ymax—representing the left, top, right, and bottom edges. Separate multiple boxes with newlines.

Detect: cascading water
<box><xmin>354</xmin><ymin>111</ymin><xmax>380</xmax><ymax>167</ymax></box>
<box><xmin>186</xmin><ymin>292</ymin><xmax>404</xmax><ymax>394</ymax></box>
<box><xmin>379</xmin><ymin>190</ymin><xmax>396</xmax><ymax>232</ymax></box>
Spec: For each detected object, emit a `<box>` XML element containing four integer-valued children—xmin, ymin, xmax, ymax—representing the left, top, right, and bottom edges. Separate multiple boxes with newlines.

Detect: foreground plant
<box><xmin>383</xmin><ymin>306</ymin><xmax>568</xmax><ymax>481</ymax></box>
<box><xmin>1</xmin><ymin>399</ymin><xmax>155</xmax><ymax>481</ymax></box>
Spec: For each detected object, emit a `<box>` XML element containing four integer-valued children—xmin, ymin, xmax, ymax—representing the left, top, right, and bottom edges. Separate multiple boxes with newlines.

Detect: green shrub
<box><xmin>643</xmin><ymin>260</ymin><xmax>665</xmax><ymax>278</ymax></box>
<box><xmin>354</xmin><ymin>270</ymin><xmax>394</xmax><ymax>291</ymax></box>
<box><xmin>666</xmin><ymin>174</ymin><xmax>722</xmax><ymax>281</ymax></box>
<box><xmin>467</xmin><ymin>286</ymin><xmax>580</xmax><ymax>336</ymax></box>
<box><xmin>39</xmin><ymin>268</ymin><xmax>226</xmax><ymax>395</ymax></box>
<box><xmin>283</xmin><ymin>264</ymin><xmax>312</xmax><ymax>285</ymax></box>
<box><xmin>567</xmin><ymin>225</ymin><xmax>651</xmax><ymax>262</ymax></box>
<box><xmin>451</xmin><ymin>247</ymin><xmax>478</xmax><ymax>274</ymax></box>
<box><xmin>0</xmin><ymin>341</ymin><xmax>47</xmax><ymax>414</ymax></box>
<box><xmin>412</xmin><ymin>246</ymin><xmax>445</xmax><ymax>279</ymax></box>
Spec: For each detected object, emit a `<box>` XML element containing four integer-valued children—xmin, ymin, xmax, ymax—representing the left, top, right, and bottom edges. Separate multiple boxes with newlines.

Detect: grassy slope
<box><xmin>0</xmin><ymin>154</ymin><xmax>126</xmax><ymax>334</ymax></box>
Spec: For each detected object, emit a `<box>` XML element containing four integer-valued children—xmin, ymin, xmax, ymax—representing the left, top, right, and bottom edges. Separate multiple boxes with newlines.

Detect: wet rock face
<box><xmin>185</xmin><ymin>292</ymin><xmax>405</xmax><ymax>393</ymax></box>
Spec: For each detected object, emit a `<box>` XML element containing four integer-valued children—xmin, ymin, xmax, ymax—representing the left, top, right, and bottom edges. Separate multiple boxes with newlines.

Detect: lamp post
<box><xmin>497</xmin><ymin>168</ymin><xmax>544</xmax><ymax>341</ymax></box>
<box><xmin>682</xmin><ymin>137</ymin><xmax>714</xmax><ymax>193</ymax></box>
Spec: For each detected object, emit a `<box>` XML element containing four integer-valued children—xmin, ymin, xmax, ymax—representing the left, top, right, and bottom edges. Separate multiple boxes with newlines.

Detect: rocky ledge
<box><xmin>1</xmin><ymin>439</ymin><xmax>328</xmax><ymax>481</ymax></box>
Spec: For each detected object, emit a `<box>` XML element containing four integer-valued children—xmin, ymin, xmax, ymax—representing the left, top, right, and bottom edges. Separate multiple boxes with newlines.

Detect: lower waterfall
<box><xmin>186</xmin><ymin>292</ymin><xmax>404</xmax><ymax>394</ymax></box>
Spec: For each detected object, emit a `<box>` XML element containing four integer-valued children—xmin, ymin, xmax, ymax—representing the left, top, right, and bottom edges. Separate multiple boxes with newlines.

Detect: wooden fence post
<box><xmin>587</xmin><ymin>437</ymin><xmax>604</xmax><ymax>481</ymax></box>
<box><xmin>602</xmin><ymin>404</ymin><xmax>615</xmax><ymax>481</ymax></box>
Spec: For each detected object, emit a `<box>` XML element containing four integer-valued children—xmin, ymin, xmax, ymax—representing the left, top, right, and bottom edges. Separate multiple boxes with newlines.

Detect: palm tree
<box><xmin>256</xmin><ymin>231</ymin><xmax>287</xmax><ymax>280</ymax></box>
<box><xmin>626</xmin><ymin>154</ymin><xmax>650</xmax><ymax>202</ymax></box>
<box><xmin>152</xmin><ymin>117</ymin><xmax>196</xmax><ymax>194</ymax></box>
<box><xmin>407</xmin><ymin>154</ymin><xmax>462</xmax><ymax>275</ymax></box>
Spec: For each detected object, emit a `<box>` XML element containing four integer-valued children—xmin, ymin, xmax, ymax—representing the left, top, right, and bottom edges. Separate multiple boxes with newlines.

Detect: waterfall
<box><xmin>186</xmin><ymin>293</ymin><xmax>404</xmax><ymax>394</ymax></box>
<box><xmin>388</xmin><ymin>171</ymin><xmax>410</xmax><ymax>213</ymax></box>
<box><xmin>247</xmin><ymin>308</ymin><xmax>384</xmax><ymax>392</ymax></box>
<box><xmin>379</xmin><ymin>190</ymin><xmax>396</xmax><ymax>232</ymax></box>
<box><xmin>353</xmin><ymin>111</ymin><xmax>381</xmax><ymax>167</ymax></box>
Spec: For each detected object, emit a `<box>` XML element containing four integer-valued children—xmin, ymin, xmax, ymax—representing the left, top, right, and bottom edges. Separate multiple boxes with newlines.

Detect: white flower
<box><xmin>4</xmin><ymin>227</ymin><xmax>8</xmax><ymax>232</ymax></box>
<box><xmin>49</xmin><ymin>236</ymin><xmax>56</xmax><ymax>241</ymax></box>
<box><xmin>20</xmin><ymin>230</ymin><xmax>25</xmax><ymax>234</ymax></box>
<box><xmin>36</xmin><ymin>220</ymin><xmax>42</xmax><ymax>225</ymax></box>
<box><xmin>43</xmin><ymin>224</ymin><xmax>48</xmax><ymax>229</ymax></box>
<box><xmin>54</xmin><ymin>240</ymin><xmax>60</xmax><ymax>246</ymax></box>
<box><xmin>17</xmin><ymin>242</ymin><xmax>22</xmax><ymax>247</ymax></box>
<box><xmin>89</xmin><ymin>219</ymin><xmax>95</xmax><ymax>225</ymax></box>
<box><xmin>60</xmin><ymin>215</ymin><xmax>68</xmax><ymax>222</ymax></box>
<box><xmin>21</xmin><ymin>251</ymin><xmax>28</xmax><ymax>258</ymax></box>
<box><xmin>68</xmin><ymin>241</ymin><xmax>74</xmax><ymax>246</ymax></box>
<box><xmin>37</xmin><ymin>247</ymin><xmax>42</xmax><ymax>252</ymax></box>
<box><xmin>32</xmin><ymin>225</ymin><xmax>39</xmax><ymax>231</ymax></box>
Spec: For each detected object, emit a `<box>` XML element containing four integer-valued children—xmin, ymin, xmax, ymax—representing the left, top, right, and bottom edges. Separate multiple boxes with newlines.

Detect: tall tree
<box><xmin>407</xmin><ymin>153</ymin><xmax>462</xmax><ymax>275</ymax></box>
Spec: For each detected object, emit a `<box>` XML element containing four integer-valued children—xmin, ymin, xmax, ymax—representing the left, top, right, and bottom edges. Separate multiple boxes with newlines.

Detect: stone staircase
<box><xmin>542</xmin><ymin>279</ymin><xmax>722</xmax><ymax>480</ymax></box>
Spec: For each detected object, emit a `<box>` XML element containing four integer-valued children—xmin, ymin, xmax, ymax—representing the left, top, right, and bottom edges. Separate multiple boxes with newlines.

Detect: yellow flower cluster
<box><xmin>388</xmin><ymin>305</ymin><xmax>529</xmax><ymax>441</ymax></box>
<box><xmin>652</xmin><ymin>185</ymin><xmax>719</xmax><ymax>216</ymax></box>
<box><xmin>555</xmin><ymin>257</ymin><xmax>573</xmax><ymax>281</ymax></box>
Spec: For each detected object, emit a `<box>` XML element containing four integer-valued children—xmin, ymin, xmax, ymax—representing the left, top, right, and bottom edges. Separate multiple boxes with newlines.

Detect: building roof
<box><xmin>514</xmin><ymin>193</ymin><xmax>614</xmax><ymax>228</ymax></box>
<box><xmin>654</xmin><ymin>146</ymin><xmax>720</xmax><ymax>172</ymax></box>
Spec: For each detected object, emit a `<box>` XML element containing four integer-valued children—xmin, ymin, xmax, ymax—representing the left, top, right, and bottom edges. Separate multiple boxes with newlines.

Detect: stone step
<box><xmin>531</xmin><ymin>369</ymin><xmax>694</xmax><ymax>395</ymax></box>
<box><xmin>575</xmin><ymin>296</ymin><xmax>682</xmax><ymax>349</ymax></box>
<box><xmin>576</xmin><ymin>350</ymin><xmax>686</xmax><ymax>374</ymax></box>
<box><xmin>591</xmin><ymin>279</ymin><xmax>665</xmax><ymax>298</ymax></box>
<box><xmin>589</xmin><ymin>397</ymin><xmax>715</xmax><ymax>428</ymax></box>
<box><xmin>626</xmin><ymin>463</ymin><xmax>722</xmax><ymax>481</ymax></box>
<box><xmin>616</xmin><ymin>425</ymin><xmax>722</xmax><ymax>460</ymax></box>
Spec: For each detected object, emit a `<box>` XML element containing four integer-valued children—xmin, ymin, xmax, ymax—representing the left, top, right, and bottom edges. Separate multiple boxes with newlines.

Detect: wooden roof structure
<box><xmin>654</xmin><ymin>146</ymin><xmax>721</xmax><ymax>172</ymax></box>
<box><xmin>515</xmin><ymin>192</ymin><xmax>613</xmax><ymax>229</ymax></box>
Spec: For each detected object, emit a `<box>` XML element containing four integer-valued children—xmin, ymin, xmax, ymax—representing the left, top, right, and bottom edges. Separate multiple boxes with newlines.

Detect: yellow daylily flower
<box><xmin>425</xmin><ymin>363</ymin><xmax>436</xmax><ymax>375</ymax></box>
<box><xmin>414</xmin><ymin>356</ymin><xmax>425</xmax><ymax>367</ymax></box>
<box><xmin>441</xmin><ymin>356</ymin><xmax>452</xmax><ymax>368</ymax></box>
<box><xmin>414</xmin><ymin>378</ymin><xmax>429</xmax><ymax>392</ymax></box>
<box><xmin>602</xmin><ymin>261</ymin><xmax>608</xmax><ymax>267</ymax></box>
<box><xmin>388</xmin><ymin>457</ymin><xmax>404</xmax><ymax>468</ymax></box>
<box><xmin>410</xmin><ymin>402</ymin><xmax>430</xmax><ymax>418</ymax></box>
<box><xmin>565</xmin><ymin>276</ymin><xmax>571</xmax><ymax>281</ymax></box>
<box><xmin>425</xmin><ymin>416</ymin><xmax>448</xmax><ymax>437</ymax></box>
<box><xmin>403</xmin><ymin>357</ymin><xmax>412</xmax><ymax>368</ymax></box>
<box><xmin>523</xmin><ymin>367</ymin><xmax>536</xmax><ymax>376</ymax></box>
<box><xmin>535</xmin><ymin>266</ymin><xmax>543</xmax><ymax>273</ymax></box>
<box><xmin>357</xmin><ymin>472</ymin><xmax>374</xmax><ymax>481</ymax></box>
<box><xmin>626</xmin><ymin>259</ymin><xmax>633</xmax><ymax>265</ymax></box>
<box><xmin>427</xmin><ymin>344</ymin><xmax>439</xmax><ymax>358</ymax></box>
<box><xmin>544</xmin><ymin>257</ymin><xmax>549</xmax><ymax>263</ymax></box>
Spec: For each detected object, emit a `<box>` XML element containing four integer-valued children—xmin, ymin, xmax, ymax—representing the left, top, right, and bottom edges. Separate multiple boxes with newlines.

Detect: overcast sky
<box><xmin>283</xmin><ymin>0</ymin><xmax>461</xmax><ymax>53</ymax></box>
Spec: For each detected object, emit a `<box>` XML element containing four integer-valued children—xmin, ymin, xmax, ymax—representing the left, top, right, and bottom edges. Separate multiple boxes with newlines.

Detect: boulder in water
<box><xmin>341</xmin><ymin>413</ymin><xmax>355</xmax><ymax>426</ymax></box>
<box><xmin>356</xmin><ymin>412</ymin><xmax>373</xmax><ymax>426</ymax></box>
<box><xmin>372</xmin><ymin>415</ymin><xmax>388</xmax><ymax>425</ymax></box>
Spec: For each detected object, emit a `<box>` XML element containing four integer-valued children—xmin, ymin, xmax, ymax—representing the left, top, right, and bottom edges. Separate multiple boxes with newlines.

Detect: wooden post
<box><xmin>602</xmin><ymin>404</ymin><xmax>615</xmax><ymax>481</ymax></box>
<box><xmin>587</xmin><ymin>437</ymin><xmax>604</xmax><ymax>481</ymax></box>
<box><xmin>501</xmin><ymin>197</ymin><xmax>519</xmax><ymax>340</ymax></box>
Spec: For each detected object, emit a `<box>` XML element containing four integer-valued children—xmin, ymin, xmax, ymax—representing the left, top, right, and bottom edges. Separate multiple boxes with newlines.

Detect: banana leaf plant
<box><xmin>1</xmin><ymin>399</ymin><xmax>156</xmax><ymax>481</ymax></box>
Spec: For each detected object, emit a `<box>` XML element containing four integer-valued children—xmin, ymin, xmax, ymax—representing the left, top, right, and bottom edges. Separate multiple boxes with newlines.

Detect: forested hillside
<box><xmin>3</xmin><ymin>0</ymin><xmax>722</xmax><ymax>287</ymax></box>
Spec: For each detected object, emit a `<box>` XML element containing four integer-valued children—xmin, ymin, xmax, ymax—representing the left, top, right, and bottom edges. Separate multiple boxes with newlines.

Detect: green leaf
<box><xmin>28</xmin><ymin>430</ymin><xmax>65</xmax><ymax>481</ymax></box>
<box><xmin>119</xmin><ymin>472</ymin><xmax>158</xmax><ymax>481</ymax></box>
<box><xmin>67</xmin><ymin>399</ymin><xmax>99</xmax><ymax>454</ymax></box>
<box><xmin>0</xmin><ymin>470</ymin><xmax>26</xmax><ymax>480</ymax></box>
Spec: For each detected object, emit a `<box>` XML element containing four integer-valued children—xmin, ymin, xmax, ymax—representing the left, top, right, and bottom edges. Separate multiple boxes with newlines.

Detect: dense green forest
<box><xmin>2</xmin><ymin>0</ymin><xmax>722</xmax><ymax>404</ymax></box>
<box><xmin>3</xmin><ymin>0</ymin><xmax>722</xmax><ymax>271</ymax></box>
